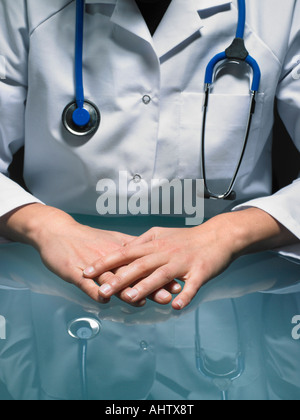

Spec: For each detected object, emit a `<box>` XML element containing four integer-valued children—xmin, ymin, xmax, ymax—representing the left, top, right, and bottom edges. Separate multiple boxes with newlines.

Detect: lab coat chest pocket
<box><xmin>179</xmin><ymin>92</ymin><xmax>265</xmax><ymax>180</ymax></box>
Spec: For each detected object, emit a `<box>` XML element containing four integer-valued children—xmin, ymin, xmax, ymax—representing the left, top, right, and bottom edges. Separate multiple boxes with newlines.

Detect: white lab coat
<box><xmin>0</xmin><ymin>0</ymin><xmax>299</xmax><ymax>259</ymax></box>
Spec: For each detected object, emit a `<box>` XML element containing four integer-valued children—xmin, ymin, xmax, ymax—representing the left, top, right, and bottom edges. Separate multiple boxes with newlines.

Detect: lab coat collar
<box><xmin>153</xmin><ymin>0</ymin><xmax>232</xmax><ymax>59</ymax></box>
<box><xmin>110</xmin><ymin>0</ymin><xmax>153</xmax><ymax>45</ymax></box>
<box><xmin>86</xmin><ymin>0</ymin><xmax>154</xmax><ymax>46</ymax></box>
<box><xmin>85</xmin><ymin>0</ymin><xmax>232</xmax><ymax>58</ymax></box>
<box><xmin>153</xmin><ymin>0</ymin><xmax>204</xmax><ymax>59</ymax></box>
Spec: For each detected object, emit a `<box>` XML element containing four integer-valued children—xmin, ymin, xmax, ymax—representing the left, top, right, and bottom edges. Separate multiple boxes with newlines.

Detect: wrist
<box><xmin>204</xmin><ymin>211</ymin><xmax>249</xmax><ymax>259</ymax></box>
<box><xmin>25</xmin><ymin>205</ymin><xmax>79</xmax><ymax>250</ymax></box>
<box><xmin>210</xmin><ymin>208</ymin><xmax>298</xmax><ymax>258</ymax></box>
<box><xmin>0</xmin><ymin>203</ymin><xmax>78</xmax><ymax>249</ymax></box>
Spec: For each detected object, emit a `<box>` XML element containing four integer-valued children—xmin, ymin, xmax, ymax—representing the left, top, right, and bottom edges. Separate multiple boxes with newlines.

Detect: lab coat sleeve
<box><xmin>0</xmin><ymin>0</ymin><xmax>43</xmax><ymax>224</ymax></box>
<box><xmin>233</xmin><ymin>1</ymin><xmax>300</xmax><ymax>262</ymax></box>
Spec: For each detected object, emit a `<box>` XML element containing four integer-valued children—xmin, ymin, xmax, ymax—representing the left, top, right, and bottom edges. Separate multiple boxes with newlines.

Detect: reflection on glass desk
<box><xmin>0</xmin><ymin>215</ymin><xmax>299</xmax><ymax>401</ymax></box>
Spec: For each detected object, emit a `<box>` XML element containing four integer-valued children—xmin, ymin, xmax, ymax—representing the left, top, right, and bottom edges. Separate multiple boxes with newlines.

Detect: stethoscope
<box><xmin>67</xmin><ymin>317</ymin><xmax>102</xmax><ymax>400</ymax></box>
<box><xmin>149</xmin><ymin>299</ymin><xmax>245</xmax><ymax>401</ymax></box>
<box><xmin>65</xmin><ymin>310</ymin><xmax>243</xmax><ymax>401</ymax></box>
<box><xmin>62</xmin><ymin>0</ymin><xmax>261</xmax><ymax>200</ymax></box>
<box><xmin>202</xmin><ymin>0</ymin><xmax>261</xmax><ymax>200</ymax></box>
<box><xmin>62</xmin><ymin>0</ymin><xmax>101</xmax><ymax>137</ymax></box>
<box><xmin>195</xmin><ymin>300</ymin><xmax>244</xmax><ymax>401</ymax></box>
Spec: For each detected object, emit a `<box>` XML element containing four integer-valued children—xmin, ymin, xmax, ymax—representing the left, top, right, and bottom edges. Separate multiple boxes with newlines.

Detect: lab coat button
<box><xmin>142</xmin><ymin>95</ymin><xmax>151</xmax><ymax>105</ymax></box>
<box><xmin>140</xmin><ymin>341</ymin><xmax>149</xmax><ymax>351</ymax></box>
<box><xmin>133</xmin><ymin>174</ymin><xmax>142</xmax><ymax>183</ymax></box>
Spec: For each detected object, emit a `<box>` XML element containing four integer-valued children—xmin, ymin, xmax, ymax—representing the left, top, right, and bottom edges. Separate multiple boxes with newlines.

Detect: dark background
<box><xmin>272</xmin><ymin>105</ymin><xmax>300</xmax><ymax>192</ymax></box>
<box><xmin>8</xmin><ymin>104</ymin><xmax>300</xmax><ymax>195</ymax></box>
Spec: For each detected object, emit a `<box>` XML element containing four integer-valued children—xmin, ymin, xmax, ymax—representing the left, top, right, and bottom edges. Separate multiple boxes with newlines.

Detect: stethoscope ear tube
<box><xmin>245</xmin><ymin>55</ymin><xmax>261</xmax><ymax>92</ymax></box>
<box><xmin>202</xmin><ymin>0</ymin><xmax>261</xmax><ymax>200</ymax></box>
<box><xmin>201</xmin><ymin>85</ymin><xmax>258</xmax><ymax>201</ymax></box>
<box><xmin>204</xmin><ymin>44</ymin><xmax>261</xmax><ymax>93</ymax></box>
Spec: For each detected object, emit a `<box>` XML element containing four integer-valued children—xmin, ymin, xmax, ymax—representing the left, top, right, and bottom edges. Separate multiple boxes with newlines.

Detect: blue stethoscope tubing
<box><xmin>204</xmin><ymin>0</ymin><xmax>261</xmax><ymax>91</ymax></box>
<box><xmin>74</xmin><ymin>0</ymin><xmax>88</xmax><ymax>123</ymax></box>
<box><xmin>62</xmin><ymin>0</ymin><xmax>101</xmax><ymax>136</ymax></box>
<box><xmin>202</xmin><ymin>0</ymin><xmax>261</xmax><ymax>200</ymax></box>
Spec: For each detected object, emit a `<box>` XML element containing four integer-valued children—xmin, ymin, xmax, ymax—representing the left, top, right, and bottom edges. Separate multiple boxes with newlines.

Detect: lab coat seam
<box><xmin>265</xmin><ymin>0</ymin><xmax>299</xmax><ymax>78</ymax></box>
<box><xmin>29</xmin><ymin>0</ymin><xmax>75</xmax><ymax>38</ymax></box>
<box><xmin>277</xmin><ymin>64</ymin><xmax>300</xmax><ymax>85</ymax></box>
<box><xmin>251</xmin><ymin>92</ymin><xmax>267</xmax><ymax>165</ymax></box>
<box><xmin>173</xmin><ymin>94</ymin><xmax>182</xmax><ymax>179</ymax></box>
<box><xmin>246</xmin><ymin>27</ymin><xmax>282</xmax><ymax>68</ymax></box>
<box><xmin>230</xmin><ymin>2</ymin><xmax>283</xmax><ymax>68</ymax></box>
<box><xmin>151</xmin><ymin>106</ymin><xmax>162</xmax><ymax>180</ymax></box>
<box><xmin>178</xmin><ymin>91</ymin><xmax>200</xmax><ymax>179</ymax></box>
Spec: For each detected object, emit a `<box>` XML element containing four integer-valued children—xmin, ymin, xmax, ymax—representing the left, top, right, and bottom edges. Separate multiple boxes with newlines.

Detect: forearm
<box><xmin>214</xmin><ymin>207</ymin><xmax>299</xmax><ymax>259</ymax></box>
<box><xmin>0</xmin><ymin>203</ymin><xmax>141</xmax><ymax>304</ymax></box>
<box><xmin>0</xmin><ymin>203</ymin><xmax>77</xmax><ymax>248</ymax></box>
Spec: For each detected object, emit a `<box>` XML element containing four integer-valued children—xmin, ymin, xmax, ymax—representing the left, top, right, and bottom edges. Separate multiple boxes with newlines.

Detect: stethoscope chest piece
<box><xmin>67</xmin><ymin>317</ymin><xmax>102</xmax><ymax>340</ymax></box>
<box><xmin>62</xmin><ymin>100</ymin><xmax>101</xmax><ymax>137</ymax></box>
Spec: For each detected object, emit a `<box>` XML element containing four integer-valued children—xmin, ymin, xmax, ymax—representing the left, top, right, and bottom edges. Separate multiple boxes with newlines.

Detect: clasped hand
<box><xmin>84</xmin><ymin>217</ymin><xmax>236</xmax><ymax>310</ymax></box>
<box><xmin>5</xmin><ymin>204</ymin><xmax>293</xmax><ymax>310</ymax></box>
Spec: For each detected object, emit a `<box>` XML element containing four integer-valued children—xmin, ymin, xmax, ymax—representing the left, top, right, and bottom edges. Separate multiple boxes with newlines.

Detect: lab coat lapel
<box><xmin>86</xmin><ymin>0</ymin><xmax>153</xmax><ymax>45</ymax></box>
<box><xmin>110</xmin><ymin>0</ymin><xmax>153</xmax><ymax>46</ymax></box>
<box><xmin>153</xmin><ymin>0</ymin><xmax>232</xmax><ymax>60</ymax></box>
<box><xmin>153</xmin><ymin>0</ymin><xmax>203</xmax><ymax>60</ymax></box>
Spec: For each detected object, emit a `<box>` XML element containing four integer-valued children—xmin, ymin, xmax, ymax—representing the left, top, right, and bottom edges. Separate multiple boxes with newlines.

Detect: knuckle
<box><xmin>99</xmin><ymin>271</ymin><xmax>114</xmax><ymax>284</ymax></box>
<box><xmin>151</xmin><ymin>239</ymin><xmax>163</xmax><ymax>252</ymax></box>
<box><xmin>112</xmin><ymin>273</ymin><xmax>124</xmax><ymax>286</ymax></box>
<box><xmin>149</xmin><ymin>226</ymin><xmax>160</xmax><ymax>238</ymax></box>
<box><xmin>118</xmin><ymin>246</ymin><xmax>130</xmax><ymax>259</ymax></box>
<box><xmin>157</xmin><ymin>266</ymin><xmax>173</xmax><ymax>282</ymax></box>
<box><xmin>94</xmin><ymin>257</ymin><xmax>106</xmax><ymax>271</ymax></box>
<box><xmin>100</xmin><ymin>271</ymin><xmax>123</xmax><ymax>289</ymax></box>
<box><xmin>135</xmin><ymin>258</ymin><xmax>147</xmax><ymax>273</ymax></box>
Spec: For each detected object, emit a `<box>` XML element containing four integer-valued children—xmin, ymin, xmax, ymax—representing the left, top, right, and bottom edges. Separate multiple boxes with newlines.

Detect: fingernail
<box><xmin>125</xmin><ymin>288</ymin><xmax>139</xmax><ymax>301</ymax></box>
<box><xmin>173</xmin><ymin>283</ymin><xmax>182</xmax><ymax>292</ymax></box>
<box><xmin>174</xmin><ymin>299</ymin><xmax>184</xmax><ymax>310</ymax></box>
<box><xmin>99</xmin><ymin>284</ymin><xmax>112</xmax><ymax>296</ymax></box>
<box><xmin>156</xmin><ymin>290</ymin><xmax>171</xmax><ymax>300</ymax></box>
<box><xmin>83</xmin><ymin>266</ymin><xmax>96</xmax><ymax>276</ymax></box>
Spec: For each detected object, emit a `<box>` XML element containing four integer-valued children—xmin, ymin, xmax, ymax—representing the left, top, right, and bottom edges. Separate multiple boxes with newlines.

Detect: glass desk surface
<box><xmin>0</xmin><ymin>215</ymin><xmax>299</xmax><ymax>401</ymax></box>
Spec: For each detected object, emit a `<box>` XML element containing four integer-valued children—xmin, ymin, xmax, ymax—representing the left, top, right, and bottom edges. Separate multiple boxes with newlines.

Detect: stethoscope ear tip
<box><xmin>62</xmin><ymin>100</ymin><xmax>101</xmax><ymax>137</ymax></box>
